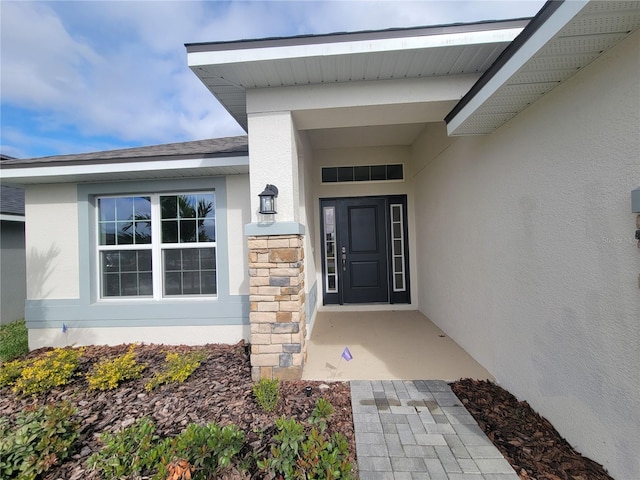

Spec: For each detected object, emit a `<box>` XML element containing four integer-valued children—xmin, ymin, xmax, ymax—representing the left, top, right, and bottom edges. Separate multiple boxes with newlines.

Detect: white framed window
<box><xmin>97</xmin><ymin>192</ymin><xmax>216</xmax><ymax>299</ymax></box>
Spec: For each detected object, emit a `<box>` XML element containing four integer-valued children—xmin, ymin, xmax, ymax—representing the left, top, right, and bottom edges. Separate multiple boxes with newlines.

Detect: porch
<box><xmin>302</xmin><ymin>310</ymin><xmax>494</xmax><ymax>381</ymax></box>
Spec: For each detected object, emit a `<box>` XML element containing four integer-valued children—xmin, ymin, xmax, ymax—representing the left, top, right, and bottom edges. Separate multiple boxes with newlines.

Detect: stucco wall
<box><xmin>25</xmin><ymin>183</ymin><xmax>80</xmax><ymax>300</ymax></box>
<box><xmin>0</xmin><ymin>220</ymin><xmax>26</xmax><ymax>324</ymax></box>
<box><xmin>412</xmin><ymin>30</ymin><xmax>640</xmax><ymax>478</ymax></box>
<box><xmin>226</xmin><ymin>174</ymin><xmax>251</xmax><ymax>295</ymax></box>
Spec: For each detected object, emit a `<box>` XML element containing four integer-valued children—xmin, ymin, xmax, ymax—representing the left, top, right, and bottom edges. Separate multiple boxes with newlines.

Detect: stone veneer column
<box><xmin>248</xmin><ymin>234</ymin><xmax>306</xmax><ymax>381</ymax></box>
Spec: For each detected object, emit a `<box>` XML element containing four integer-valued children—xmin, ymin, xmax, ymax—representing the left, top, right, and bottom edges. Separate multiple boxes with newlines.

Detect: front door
<box><xmin>321</xmin><ymin>196</ymin><xmax>410</xmax><ymax>305</ymax></box>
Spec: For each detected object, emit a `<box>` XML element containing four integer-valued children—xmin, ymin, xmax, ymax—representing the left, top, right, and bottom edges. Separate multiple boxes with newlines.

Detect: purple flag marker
<box><xmin>62</xmin><ymin>323</ymin><xmax>67</xmax><ymax>333</ymax></box>
<box><xmin>341</xmin><ymin>346</ymin><xmax>353</xmax><ymax>362</ymax></box>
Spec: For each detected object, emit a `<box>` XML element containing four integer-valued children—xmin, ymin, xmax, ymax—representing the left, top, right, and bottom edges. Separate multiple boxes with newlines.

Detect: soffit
<box><xmin>187</xmin><ymin>21</ymin><xmax>528</xmax><ymax>131</ymax></box>
<box><xmin>447</xmin><ymin>1</ymin><xmax>640</xmax><ymax>135</ymax></box>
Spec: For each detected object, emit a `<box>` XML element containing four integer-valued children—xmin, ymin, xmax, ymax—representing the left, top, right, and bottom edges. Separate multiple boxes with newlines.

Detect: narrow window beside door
<box><xmin>390</xmin><ymin>204</ymin><xmax>406</xmax><ymax>292</ymax></box>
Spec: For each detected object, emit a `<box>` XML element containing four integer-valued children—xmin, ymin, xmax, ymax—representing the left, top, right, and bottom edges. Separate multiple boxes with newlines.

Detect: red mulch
<box><xmin>450</xmin><ymin>378</ymin><xmax>613</xmax><ymax>480</ymax></box>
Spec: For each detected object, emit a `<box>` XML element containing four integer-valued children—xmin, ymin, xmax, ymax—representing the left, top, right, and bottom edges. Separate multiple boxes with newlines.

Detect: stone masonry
<box><xmin>248</xmin><ymin>234</ymin><xmax>306</xmax><ymax>381</ymax></box>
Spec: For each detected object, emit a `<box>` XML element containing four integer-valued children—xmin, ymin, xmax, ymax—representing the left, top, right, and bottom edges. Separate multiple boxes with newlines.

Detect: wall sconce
<box><xmin>259</xmin><ymin>184</ymin><xmax>278</xmax><ymax>214</ymax></box>
<box><xmin>632</xmin><ymin>187</ymin><xmax>640</xmax><ymax>213</ymax></box>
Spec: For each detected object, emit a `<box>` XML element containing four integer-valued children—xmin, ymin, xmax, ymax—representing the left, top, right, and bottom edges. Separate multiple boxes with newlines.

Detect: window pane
<box><xmin>103</xmin><ymin>252</ymin><xmax>120</xmax><ymax>272</ymax></box>
<box><xmin>182</xmin><ymin>249</ymin><xmax>199</xmax><ymax>270</ymax></box>
<box><xmin>387</xmin><ymin>164</ymin><xmax>403</xmax><ymax>180</ymax></box>
<box><xmin>201</xmin><ymin>272</ymin><xmax>216</xmax><ymax>294</ymax></box>
<box><xmin>393</xmin><ymin>222</ymin><xmax>401</xmax><ymax>238</ymax></box>
<box><xmin>164</xmin><ymin>249</ymin><xmax>181</xmax><ymax>271</ymax></box>
<box><xmin>354</xmin><ymin>166</ymin><xmax>370</xmax><ymax>182</ymax></box>
<box><xmin>337</xmin><ymin>167</ymin><xmax>354</xmax><ymax>182</ymax></box>
<box><xmin>116</xmin><ymin>221</ymin><xmax>134</xmax><ymax>244</ymax></box>
<box><xmin>139</xmin><ymin>273</ymin><xmax>153</xmax><ymax>295</ymax></box>
<box><xmin>134</xmin><ymin>221</ymin><xmax>152</xmax><ymax>244</ymax></box>
<box><xmin>178</xmin><ymin>195</ymin><xmax>197</xmax><ymax>219</ymax></box>
<box><xmin>164</xmin><ymin>272</ymin><xmax>181</xmax><ymax>296</ymax></box>
<box><xmin>199</xmin><ymin>220</ymin><xmax>215</xmax><ymax>242</ymax></box>
<box><xmin>394</xmin><ymin>257</ymin><xmax>404</xmax><ymax>272</ymax></box>
<box><xmin>100</xmin><ymin>250</ymin><xmax>152</xmax><ymax>297</ymax></box>
<box><xmin>162</xmin><ymin>220</ymin><xmax>178</xmax><ymax>243</ymax></box>
<box><xmin>322</xmin><ymin>168</ymin><xmax>338</xmax><ymax>183</ymax></box>
<box><xmin>121</xmin><ymin>273</ymin><xmax>138</xmax><ymax>296</ymax></box>
<box><xmin>371</xmin><ymin>165</ymin><xmax>386</xmax><ymax>181</ymax></box>
<box><xmin>198</xmin><ymin>194</ymin><xmax>215</xmax><ymax>218</ymax></box>
<box><xmin>180</xmin><ymin>220</ymin><xmax>197</xmax><ymax>243</ymax></box>
<box><xmin>395</xmin><ymin>274</ymin><xmax>404</xmax><ymax>290</ymax></box>
<box><xmin>99</xmin><ymin>222</ymin><xmax>116</xmax><ymax>245</ymax></box>
<box><xmin>99</xmin><ymin>198</ymin><xmax>116</xmax><ymax>221</ymax></box>
<box><xmin>161</xmin><ymin>196</ymin><xmax>177</xmax><ymax>219</ymax></box>
<box><xmin>120</xmin><ymin>251</ymin><xmax>137</xmax><ymax>272</ymax></box>
<box><xmin>115</xmin><ymin>197</ymin><xmax>134</xmax><ymax>221</ymax></box>
<box><xmin>392</xmin><ymin>206</ymin><xmax>401</xmax><ymax>222</ymax></box>
<box><xmin>138</xmin><ymin>250</ymin><xmax>152</xmax><ymax>271</ymax></box>
<box><xmin>134</xmin><ymin>197</ymin><xmax>151</xmax><ymax>218</ymax></box>
<box><xmin>200</xmin><ymin>249</ymin><xmax>216</xmax><ymax>269</ymax></box>
<box><xmin>103</xmin><ymin>274</ymin><xmax>120</xmax><ymax>297</ymax></box>
<box><xmin>182</xmin><ymin>272</ymin><xmax>200</xmax><ymax>294</ymax></box>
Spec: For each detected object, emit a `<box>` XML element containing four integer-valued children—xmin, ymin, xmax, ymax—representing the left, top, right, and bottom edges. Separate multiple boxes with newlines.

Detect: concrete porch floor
<box><xmin>302</xmin><ymin>310</ymin><xmax>494</xmax><ymax>381</ymax></box>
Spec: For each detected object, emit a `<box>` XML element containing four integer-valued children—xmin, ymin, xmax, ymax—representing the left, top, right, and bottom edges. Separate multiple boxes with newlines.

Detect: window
<box><xmin>321</xmin><ymin>164</ymin><xmax>404</xmax><ymax>183</ymax></box>
<box><xmin>97</xmin><ymin>192</ymin><xmax>216</xmax><ymax>299</ymax></box>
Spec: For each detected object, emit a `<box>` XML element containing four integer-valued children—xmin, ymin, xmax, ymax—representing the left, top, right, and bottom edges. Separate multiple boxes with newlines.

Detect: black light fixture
<box><xmin>259</xmin><ymin>184</ymin><xmax>278</xmax><ymax>214</ymax></box>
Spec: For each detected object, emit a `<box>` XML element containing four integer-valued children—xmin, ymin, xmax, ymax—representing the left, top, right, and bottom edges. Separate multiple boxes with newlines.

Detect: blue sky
<box><xmin>1</xmin><ymin>0</ymin><xmax>545</xmax><ymax>159</ymax></box>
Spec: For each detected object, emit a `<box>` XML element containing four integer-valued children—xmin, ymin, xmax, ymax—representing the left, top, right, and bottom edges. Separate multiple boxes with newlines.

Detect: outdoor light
<box><xmin>305</xmin><ymin>386</ymin><xmax>313</xmax><ymax>397</ymax></box>
<box><xmin>632</xmin><ymin>187</ymin><xmax>640</xmax><ymax>213</ymax></box>
<box><xmin>259</xmin><ymin>184</ymin><xmax>278</xmax><ymax>215</ymax></box>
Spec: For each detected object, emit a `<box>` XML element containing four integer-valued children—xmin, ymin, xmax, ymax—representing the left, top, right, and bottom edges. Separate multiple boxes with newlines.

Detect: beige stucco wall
<box><xmin>226</xmin><ymin>174</ymin><xmax>251</xmax><ymax>295</ymax></box>
<box><xmin>25</xmin><ymin>184</ymin><xmax>80</xmax><ymax>300</ymax></box>
<box><xmin>412</xmin><ymin>30</ymin><xmax>640</xmax><ymax>479</ymax></box>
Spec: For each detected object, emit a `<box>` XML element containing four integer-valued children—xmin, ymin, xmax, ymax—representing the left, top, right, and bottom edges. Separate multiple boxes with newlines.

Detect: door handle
<box><xmin>341</xmin><ymin>247</ymin><xmax>346</xmax><ymax>271</ymax></box>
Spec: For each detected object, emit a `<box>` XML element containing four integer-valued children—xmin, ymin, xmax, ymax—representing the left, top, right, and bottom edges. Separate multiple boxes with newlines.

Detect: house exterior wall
<box><xmin>0</xmin><ymin>220</ymin><xmax>26</xmax><ymax>324</ymax></box>
<box><xmin>412</xmin><ymin>29</ymin><xmax>640</xmax><ymax>479</ymax></box>
<box><xmin>24</xmin><ymin>176</ymin><xmax>251</xmax><ymax>349</ymax></box>
<box><xmin>25</xmin><ymin>183</ymin><xmax>80</xmax><ymax>299</ymax></box>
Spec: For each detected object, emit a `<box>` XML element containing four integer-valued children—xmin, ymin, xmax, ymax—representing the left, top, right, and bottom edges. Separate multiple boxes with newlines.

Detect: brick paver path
<box><xmin>350</xmin><ymin>380</ymin><xmax>519</xmax><ymax>480</ymax></box>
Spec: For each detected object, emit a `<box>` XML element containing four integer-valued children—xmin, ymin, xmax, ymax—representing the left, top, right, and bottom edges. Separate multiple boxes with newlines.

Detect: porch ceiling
<box><xmin>447</xmin><ymin>1</ymin><xmax>640</xmax><ymax>135</ymax></box>
<box><xmin>187</xmin><ymin>20</ymin><xmax>527</xmax><ymax>132</ymax></box>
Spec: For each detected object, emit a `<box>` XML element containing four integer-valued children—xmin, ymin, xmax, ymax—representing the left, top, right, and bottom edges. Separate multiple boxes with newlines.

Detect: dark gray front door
<box><xmin>321</xmin><ymin>196</ymin><xmax>410</xmax><ymax>305</ymax></box>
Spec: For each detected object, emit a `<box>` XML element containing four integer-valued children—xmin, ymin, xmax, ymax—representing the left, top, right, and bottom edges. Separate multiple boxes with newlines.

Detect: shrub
<box><xmin>146</xmin><ymin>350</ymin><xmax>207</xmax><ymax>391</ymax></box>
<box><xmin>87</xmin><ymin>416</ymin><xmax>159</xmax><ymax>479</ymax></box>
<box><xmin>0</xmin><ymin>359</ymin><xmax>25</xmax><ymax>388</ymax></box>
<box><xmin>0</xmin><ymin>319</ymin><xmax>29</xmax><ymax>362</ymax></box>
<box><xmin>88</xmin><ymin>417</ymin><xmax>245</xmax><ymax>480</ymax></box>
<box><xmin>12</xmin><ymin>347</ymin><xmax>84</xmax><ymax>396</ymax></box>
<box><xmin>86</xmin><ymin>344</ymin><xmax>146</xmax><ymax>391</ymax></box>
<box><xmin>0</xmin><ymin>402</ymin><xmax>79</xmax><ymax>480</ymax></box>
<box><xmin>252</xmin><ymin>377</ymin><xmax>280</xmax><ymax>412</ymax></box>
<box><xmin>257</xmin><ymin>399</ymin><xmax>353</xmax><ymax>480</ymax></box>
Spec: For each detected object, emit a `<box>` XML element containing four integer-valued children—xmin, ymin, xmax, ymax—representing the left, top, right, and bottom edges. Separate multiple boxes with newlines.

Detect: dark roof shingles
<box><xmin>0</xmin><ymin>186</ymin><xmax>25</xmax><ymax>217</ymax></box>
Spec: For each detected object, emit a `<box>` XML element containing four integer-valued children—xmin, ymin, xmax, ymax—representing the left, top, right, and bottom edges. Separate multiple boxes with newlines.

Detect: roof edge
<box><xmin>445</xmin><ymin>1</ymin><xmax>563</xmax><ymax>125</ymax></box>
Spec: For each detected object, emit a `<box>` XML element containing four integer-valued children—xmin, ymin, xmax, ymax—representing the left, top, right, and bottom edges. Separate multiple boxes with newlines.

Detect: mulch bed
<box><xmin>0</xmin><ymin>342</ymin><xmax>355</xmax><ymax>480</ymax></box>
<box><xmin>0</xmin><ymin>343</ymin><xmax>614</xmax><ymax>480</ymax></box>
<box><xmin>450</xmin><ymin>378</ymin><xmax>613</xmax><ymax>480</ymax></box>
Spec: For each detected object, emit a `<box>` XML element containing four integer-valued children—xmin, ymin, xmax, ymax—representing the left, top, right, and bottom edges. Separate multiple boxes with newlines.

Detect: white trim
<box><xmin>0</xmin><ymin>214</ymin><xmax>25</xmax><ymax>222</ymax></box>
<box><xmin>0</xmin><ymin>156</ymin><xmax>249</xmax><ymax>182</ymax></box>
<box><xmin>447</xmin><ymin>1</ymin><xmax>589</xmax><ymax>135</ymax></box>
<box><xmin>189</xmin><ymin>28</ymin><xmax>524</xmax><ymax>67</ymax></box>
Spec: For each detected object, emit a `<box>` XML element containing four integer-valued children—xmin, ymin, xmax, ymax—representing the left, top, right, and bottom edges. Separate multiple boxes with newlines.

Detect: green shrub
<box><xmin>88</xmin><ymin>417</ymin><xmax>245</xmax><ymax>480</ymax></box>
<box><xmin>257</xmin><ymin>399</ymin><xmax>353</xmax><ymax>480</ymax></box>
<box><xmin>146</xmin><ymin>350</ymin><xmax>207</xmax><ymax>391</ymax></box>
<box><xmin>155</xmin><ymin>422</ymin><xmax>245</xmax><ymax>480</ymax></box>
<box><xmin>87</xmin><ymin>417</ymin><xmax>159</xmax><ymax>479</ymax></box>
<box><xmin>12</xmin><ymin>347</ymin><xmax>84</xmax><ymax>396</ymax></box>
<box><xmin>253</xmin><ymin>377</ymin><xmax>280</xmax><ymax>412</ymax></box>
<box><xmin>0</xmin><ymin>402</ymin><xmax>79</xmax><ymax>480</ymax></box>
<box><xmin>86</xmin><ymin>344</ymin><xmax>146</xmax><ymax>391</ymax></box>
<box><xmin>0</xmin><ymin>319</ymin><xmax>29</xmax><ymax>362</ymax></box>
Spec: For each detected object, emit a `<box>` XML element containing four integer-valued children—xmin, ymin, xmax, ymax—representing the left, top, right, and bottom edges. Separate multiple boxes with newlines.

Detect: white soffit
<box><xmin>447</xmin><ymin>1</ymin><xmax>640</xmax><ymax>136</ymax></box>
<box><xmin>187</xmin><ymin>21</ymin><xmax>527</xmax><ymax>131</ymax></box>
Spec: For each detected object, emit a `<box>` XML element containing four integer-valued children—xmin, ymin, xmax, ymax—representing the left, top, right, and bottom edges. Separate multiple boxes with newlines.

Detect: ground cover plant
<box><xmin>0</xmin><ymin>318</ymin><xmax>29</xmax><ymax>362</ymax></box>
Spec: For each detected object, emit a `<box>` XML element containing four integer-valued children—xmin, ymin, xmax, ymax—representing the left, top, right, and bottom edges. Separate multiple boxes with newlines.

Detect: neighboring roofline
<box><xmin>445</xmin><ymin>1</ymin><xmax>563</xmax><ymax>124</ymax></box>
<box><xmin>186</xmin><ymin>18</ymin><xmax>532</xmax><ymax>53</ymax></box>
<box><xmin>0</xmin><ymin>136</ymin><xmax>249</xmax><ymax>170</ymax></box>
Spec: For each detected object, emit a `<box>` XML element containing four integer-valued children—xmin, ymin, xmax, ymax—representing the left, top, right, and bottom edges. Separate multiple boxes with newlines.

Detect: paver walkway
<box><xmin>350</xmin><ymin>380</ymin><xmax>519</xmax><ymax>480</ymax></box>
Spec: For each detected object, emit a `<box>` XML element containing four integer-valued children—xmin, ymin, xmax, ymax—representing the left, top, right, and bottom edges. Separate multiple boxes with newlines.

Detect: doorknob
<box><xmin>341</xmin><ymin>246</ymin><xmax>346</xmax><ymax>271</ymax></box>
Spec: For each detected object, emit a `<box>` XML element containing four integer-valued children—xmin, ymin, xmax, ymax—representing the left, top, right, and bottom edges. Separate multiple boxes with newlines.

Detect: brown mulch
<box><xmin>0</xmin><ymin>342</ymin><xmax>355</xmax><ymax>480</ymax></box>
<box><xmin>450</xmin><ymin>378</ymin><xmax>613</xmax><ymax>480</ymax></box>
<box><xmin>0</xmin><ymin>343</ymin><xmax>615</xmax><ymax>480</ymax></box>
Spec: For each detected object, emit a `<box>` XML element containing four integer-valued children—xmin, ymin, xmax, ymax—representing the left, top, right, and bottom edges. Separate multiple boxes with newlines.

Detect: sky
<box><xmin>0</xmin><ymin>0</ymin><xmax>546</xmax><ymax>159</ymax></box>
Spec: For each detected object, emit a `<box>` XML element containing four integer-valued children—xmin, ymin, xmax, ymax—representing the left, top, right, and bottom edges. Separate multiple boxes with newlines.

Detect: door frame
<box><xmin>319</xmin><ymin>195</ymin><xmax>410</xmax><ymax>305</ymax></box>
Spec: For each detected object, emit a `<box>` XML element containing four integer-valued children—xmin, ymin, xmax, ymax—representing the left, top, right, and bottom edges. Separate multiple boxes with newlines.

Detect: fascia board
<box><xmin>0</xmin><ymin>156</ymin><xmax>250</xmax><ymax>184</ymax></box>
<box><xmin>188</xmin><ymin>28</ymin><xmax>523</xmax><ymax>67</ymax></box>
<box><xmin>447</xmin><ymin>0</ymin><xmax>589</xmax><ymax>136</ymax></box>
<box><xmin>0</xmin><ymin>214</ymin><xmax>25</xmax><ymax>222</ymax></box>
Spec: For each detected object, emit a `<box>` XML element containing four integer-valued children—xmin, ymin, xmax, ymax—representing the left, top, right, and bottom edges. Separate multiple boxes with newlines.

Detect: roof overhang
<box><xmin>187</xmin><ymin>20</ymin><xmax>528</xmax><ymax>131</ymax></box>
<box><xmin>446</xmin><ymin>0</ymin><xmax>640</xmax><ymax>135</ymax></box>
<box><xmin>0</xmin><ymin>155</ymin><xmax>249</xmax><ymax>186</ymax></box>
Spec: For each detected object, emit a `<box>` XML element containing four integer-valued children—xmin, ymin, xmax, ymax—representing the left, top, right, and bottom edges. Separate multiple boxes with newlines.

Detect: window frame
<box><xmin>96</xmin><ymin>191</ymin><xmax>218</xmax><ymax>301</ymax></box>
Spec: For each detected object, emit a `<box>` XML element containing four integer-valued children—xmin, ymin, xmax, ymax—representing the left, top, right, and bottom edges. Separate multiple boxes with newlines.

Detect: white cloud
<box><xmin>0</xmin><ymin>0</ymin><xmax>545</xmax><ymax>157</ymax></box>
